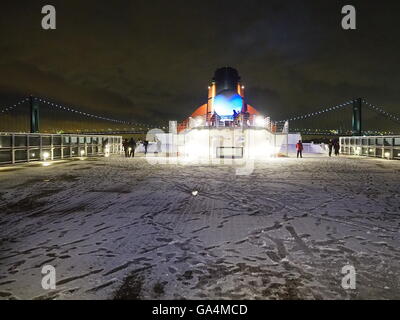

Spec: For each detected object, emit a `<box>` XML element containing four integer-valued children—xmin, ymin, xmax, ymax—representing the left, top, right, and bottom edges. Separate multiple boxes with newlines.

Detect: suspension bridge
<box><xmin>0</xmin><ymin>96</ymin><xmax>168</xmax><ymax>135</ymax></box>
<box><xmin>1</xmin><ymin>95</ymin><xmax>399</xmax><ymax>136</ymax></box>
<box><xmin>277</xmin><ymin>98</ymin><xmax>400</xmax><ymax>136</ymax></box>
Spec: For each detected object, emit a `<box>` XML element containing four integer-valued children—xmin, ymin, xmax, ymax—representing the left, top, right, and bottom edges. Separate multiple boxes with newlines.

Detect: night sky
<box><xmin>1</xmin><ymin>0</ymin><xmax>400</xmax><ymax>130</ymax></box>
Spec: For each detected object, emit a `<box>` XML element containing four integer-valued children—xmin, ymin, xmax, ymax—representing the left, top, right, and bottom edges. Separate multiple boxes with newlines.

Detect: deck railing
<box><xmin>0</xmin><ymin>132</ymin><xmax>122</xmax><ymax>165</ymax></box>
<box><xmin>340</xmin><ymin>136</ymin><xmax>400</xmax><ymax>160</ymax></box>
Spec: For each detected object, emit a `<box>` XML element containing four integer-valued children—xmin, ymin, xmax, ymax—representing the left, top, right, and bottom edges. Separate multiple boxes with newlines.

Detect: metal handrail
<box><xmin>0</xmin><ymin>132</ymin><xmax>123</xmax><ymax>165</ymax></box>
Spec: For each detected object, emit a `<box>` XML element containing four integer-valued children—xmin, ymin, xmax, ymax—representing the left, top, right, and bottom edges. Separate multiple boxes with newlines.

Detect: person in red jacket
<box><xmin>296</xmin><ymin>140</ymin><xmax>304</xmax><ymax>158</ymax></box>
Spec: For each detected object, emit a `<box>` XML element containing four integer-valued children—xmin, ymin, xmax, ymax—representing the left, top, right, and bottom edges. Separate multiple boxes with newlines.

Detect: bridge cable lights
<box><xmin>0</xmin><ymin>97</ymin><xmax>30</xmax><ymax>114</ymax></box>
<box><xmin>37</xmin><ymin>97</ymin><xmax>140</xmax><ymax>126</ymax></box>
<box><xmin>277</xmin><ymin>100</ymin><xmax>353</xmax><ymax>123</ymax></box>
<box><xmin>363</xmin><ymin>99</ymin><xmax>400</xmax><ymax>124</ymax></box>
<box><xmin>0</xmin><ymin>94</ymin><xmax>265</xmax><ymax>130</ymax></box>
<box><xmin>36</xmin><ymin>96</ymin><xmax>167</xmax><ymax>129</ymax></box>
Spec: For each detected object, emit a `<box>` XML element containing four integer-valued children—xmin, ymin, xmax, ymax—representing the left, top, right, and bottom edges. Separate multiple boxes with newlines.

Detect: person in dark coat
<box><xmin>334</xmin><ymin>140</ymin><xmax>340</xmax><ymax>156</ymax></box>
<box><xmin>129</xmin><ymin>138</ymin><xmax>136</xmax><ymax>157</ymax></box>
<box><xmin>296</xmin><ymin>140</ymin><xmax>304</xmax><ymax>158</ymax></box>
<box><xmin>328</xmin><ymin>139</ymin><xmax>333</xmax><ymax>157</ymax></box>
<box><xmin>143</xmin><ymin>140</ymin><xmax>149</xmax><ymax>155</ymax></box>
<box><xmin>122</xmin><ymin>139</ymin><xmax>129</xmax><ymax>157</ymax></box>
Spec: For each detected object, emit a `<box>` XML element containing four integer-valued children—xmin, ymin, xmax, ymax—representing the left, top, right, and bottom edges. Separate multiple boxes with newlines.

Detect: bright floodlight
<box><xmin>255</xmin><ymin>116</ymin><xmax>266</xmax><ymax>127</ymax></box>
<box><xmin>80</xmin><ymin>150</ymin><xmax>85</xmax><ymax>156</ymax></box>
<box><xmin>104</xmin><ymin>144</ymin><xmax>110</xmax><ymax>157</ymax></box>
<box><xmin>42</xmin><ymin>152</ymin><xmax>50</xmax><ymax>161</ymax></box>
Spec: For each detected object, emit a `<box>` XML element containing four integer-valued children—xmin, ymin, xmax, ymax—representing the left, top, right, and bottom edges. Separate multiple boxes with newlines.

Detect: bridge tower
<box><xmin>29</xmin><ymin>96</ymin><xmax>40</xmax><ymax>133</ymax></box>
<box><xmin>352</xmin><ymin>98</ymin><xmax>362</xmax><ymax>136</ymax></box>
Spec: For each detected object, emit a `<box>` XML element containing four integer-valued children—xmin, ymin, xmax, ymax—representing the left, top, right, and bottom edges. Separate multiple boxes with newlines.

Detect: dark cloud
<box><xmin>1</xmin><ymin>0</ymin><xmax>400</xmax><ymax>131</ymax></box>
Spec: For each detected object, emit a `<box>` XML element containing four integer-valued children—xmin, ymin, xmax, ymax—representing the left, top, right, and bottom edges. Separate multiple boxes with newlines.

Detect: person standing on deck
<box><xmin>129</xmin><ymin>138</ymin><xmax>137</xmax><ymax>157</ymax></box>
<box><xmin>122</xmin><ymin>139</ymin><xmax>129</xmax><ymax>157</ymax></box>
<box><xmin>296</xmin><ymin>140</ymin><xmax>304</xmax><ymax>158</ymax></box>
<box><xmin>328</xmin><ymin>139</ymin><xmax>333</xmax><ymax>157</ymax></box>
<box><xmin>143</xmin><ymin>140</ymin><xmax>149</xmax><ymax>155</ymax></box>
<box><xmin>334</xmin><ymin>140</ymin><xmax>340</xmax><ymax>156</ymax></box>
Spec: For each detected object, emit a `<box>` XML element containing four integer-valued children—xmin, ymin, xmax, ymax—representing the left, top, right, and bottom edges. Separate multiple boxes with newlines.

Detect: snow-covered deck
<box><xmin>0</xmin><ymin>155</ymin><xmax>399</xmax><ymax>299</ymax></box>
